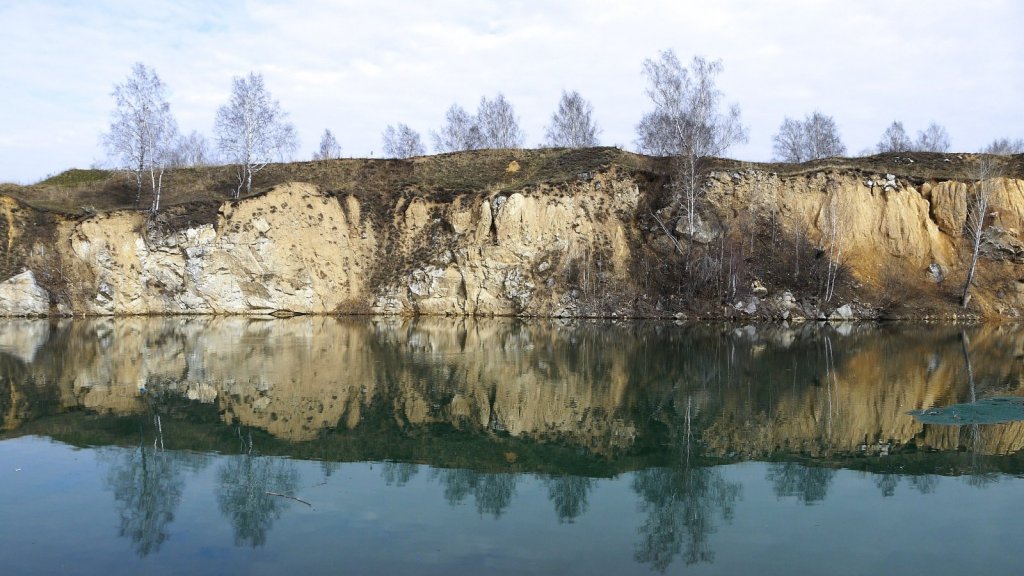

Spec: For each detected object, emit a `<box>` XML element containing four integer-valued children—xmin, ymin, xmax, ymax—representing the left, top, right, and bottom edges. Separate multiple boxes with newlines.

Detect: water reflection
<box><xmin>103</xmin><ymin>442</ymin><xmax>185</xmax><ymax>556</ymax></box>
<box><xmin>100</xmin><ymin>391</ymin><xmax>211</xmax><ymax>557</ymax></box>
<box><xmin>543</xmin><ymin>475</ymin><xmax>593</xmax><ymax>523</ymax></box>
<box><xmin>216</xmin><ymin>430</ymin><xmax>300</xmax><ymax>547</ymax></box>
<box><xmin>766</xmin><ymin>462</ymin><xmax>835</xmax><ymax>505</ymax></box>
<box><xmin>3</xmin><ymin>317</ymin><xmax>1024</xmax><ymax>459</ymax></box>
<box><xmin>432</xmin><ymin>468</ymin><xmax>518</xmax><ymax>518</ymax></box>
<box><xmin>3</xmin><ymin>317</ymin><xmax>1024</xmax><ymax>570</ymax></box>
<box><xmin>633</xmin><ymin>465</ymin><xmax>740</xmax><ymax>570</ymax></box>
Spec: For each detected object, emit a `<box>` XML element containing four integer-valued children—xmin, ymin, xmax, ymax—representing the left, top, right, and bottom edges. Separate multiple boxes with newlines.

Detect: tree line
<box><xmin>103</xmin><ymin>57</ymin><xmax>1021</xmax><ymax>215</ymax></box>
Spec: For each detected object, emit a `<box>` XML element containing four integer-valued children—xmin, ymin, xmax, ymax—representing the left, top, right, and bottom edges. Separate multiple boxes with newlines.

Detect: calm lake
<box><xmin>1</xmin><ymin>317</ymin><xmax>1022</xmax><ymax>575</ymax></box>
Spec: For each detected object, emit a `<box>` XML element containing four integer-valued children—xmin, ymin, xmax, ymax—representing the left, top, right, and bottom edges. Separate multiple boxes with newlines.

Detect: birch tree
<box><xmin>984</xmin><ymin>138</ymin><xmax>1024</xmax><ymax>155</ymax></box>
<box><xmin>382</xmin><ymin>123</ymin><xmax>425</xmax><ymax>158</ymax></box>
<box><xmin>772</xmin><ymin>111</ymin><xmax>846</xmax><ymax>162</ymax></box>
<box><xmin>822</xmin><ymin>184</ymin><xmax>848</xmax><ymax>303</ymax></box>
<box><xmin>876</xmin><ymin>121</ymin><xmax>912</xmax><ymax>153</ymax></box>
<box><xmin>431</xmin><ymin>104</ymin><xmax>482</xmax><ymax>152</ymax></box>
<box><xmin>544</xmin><ymin>90</ymin><xmax>601</xmax><ymax>148</ymax></box>
<box><xmin>637</xmin><ymin>50</ymin><xmax>747</xmax><ymax>239</ymax></box>
<box><xmin>432</xmin><ymin>95</ymin><xmax>524</xmax><ymax>152</ymax></box>
<box><xmin>214</xmin><ymin>72</ymin><xmax>298</xmax><ymax>198</ymax></box>
<box><xmin>914</xmin><ymin>122</ymin><xmax>951</xmax><ymax>153</ymax></box>
<box><xmin>476</xmin><ymin>93</ymin><xmax>524</xmax><ymax>149</ymax></box>
<box><xmin>103</xmin><ymin>62</ymin><xmax>178</xmax><ymax>212</ymax></box>
<box><xmin>312</xmin><ymin>129</ymin><xmax>342</xmax><ymax>160</ymax></box>
<box><xmin>961</xmin><ymin>158</ymin><xmax>998</xmax><ymax>308</ymax></box>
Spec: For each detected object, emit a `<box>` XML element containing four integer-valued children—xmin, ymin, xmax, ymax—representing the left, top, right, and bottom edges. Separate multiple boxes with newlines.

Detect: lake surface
<box><xmin>2</xmin><ymin>317</ymin><xmax>1023</xmax><ymax>575</ymax></box>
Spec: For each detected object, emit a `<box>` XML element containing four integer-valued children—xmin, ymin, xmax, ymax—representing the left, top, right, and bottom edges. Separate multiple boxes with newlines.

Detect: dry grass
<box><xmin>0</xmin><ymin>147</ymin><xmax>667</xmax><ymax>216</ymax></box>
<box><xmin>2</xmin><ymin>148</ymin><xmax>1017</xmax><ymax>218</ymax></box>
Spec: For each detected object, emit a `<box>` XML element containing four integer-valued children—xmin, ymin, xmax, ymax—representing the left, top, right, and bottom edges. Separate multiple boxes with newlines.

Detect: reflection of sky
<box><xmin>0</xmin><ymin>437</ymin><xmax>1021</xmax><ymax>575</ymax></box>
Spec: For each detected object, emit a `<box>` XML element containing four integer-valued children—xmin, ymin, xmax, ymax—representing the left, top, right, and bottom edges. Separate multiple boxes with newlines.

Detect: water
<box><xmin>1</xmin><ymin>317</ymin><xmax>1023</xmax><ymax>575</ymax></box>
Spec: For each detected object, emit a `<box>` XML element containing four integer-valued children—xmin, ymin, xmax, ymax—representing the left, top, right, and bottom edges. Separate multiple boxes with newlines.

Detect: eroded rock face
<box><xmin>65</xmin><ymin>184</ymin><xmax>376</xmax><ymax>315</ymax></box>
<box><xmin>2</xmin><ymin>162</ymin><xmax>1024</xmax><ymax>317</ymax></box>
<box><xmin>49</xmin><ymin>174</ymin><xmax>641</xmax><ymax>316</ymax></box>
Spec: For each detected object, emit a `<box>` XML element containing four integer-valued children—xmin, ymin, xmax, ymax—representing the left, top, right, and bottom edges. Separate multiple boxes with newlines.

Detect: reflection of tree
<box><xmin>102</xmin><ymin>412</ymin><xmax>208</xmax><ymax>558</ymax></box>
<box><xmin>216</xmin><ymin>431</ymin><xmax>299</xmax><ymax>547</ymax></box>
<box><xmin>766</xmin><ymin>462</ymin><xmax>835</xmax><ymax>504</ymax></box>
<box><xmin>908</xmin><ymin>475</ymin><xmax>938</xmax><ymax>494</ymax></box>
<box><xmin>632</xmin><ymin>464</ymin><xmax>741</xmax><ymax>571</ymax></box>
<box><xmin>104</xmin><ymin>444</ymin><xmax>185</xmax><ymax>557</ymax></box>
<box><xmin>543</xmin><ymin>475</ymin><xmax>593</xmax><ymax>523</ymax></box>
<box><xmin>320</xmin><ymin>460</ymin><xmax>341</xmax><ymax>479</ymax></box>
<box><xmin>874</xmin><ymin>473</ymin><xmax>899</xmax><ymax>497</ymax></box>
<box><xmin>960</xmin><ymin>332</ymin><xmax>1001</xmax><ymax>488</ymax></box>
<box><xmin>381</xmin><ymin>461</ymin><xmax>419</xmax><ymax>487</ymax></box>
<box><xmin>432</xmin><ymin>468</ymin><xmax>517</xmax><ymax>518</ymax></box>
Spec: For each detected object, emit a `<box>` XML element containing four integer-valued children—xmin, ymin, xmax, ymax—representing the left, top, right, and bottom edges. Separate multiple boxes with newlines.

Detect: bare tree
<box><xmin>961</xmin><ymin>158</ymin><xmax>999</xmax><ymax>308</ymax></box>
<box><xmin>312</xmin><ymin>129</ymin><xmax>342</xmax><ymax>160</ymax></box>
<box><xmin>771</xmin><ymin>118</ymin><xmax>805</xmax><ymax>164</ymax></box>
<box><xmin>214</xmin><ymin>72</ymin><xmax>298</xmax><ymax>198</ymax></box>
<box><xmin>476</xmin><ymin>93</ymin><xmax>524</xmax><ymax>149</ymax></box>
<box><xmin>772</xmin><ymin>111</ymin><xmax>846</xmax><ymax>162</ymax></box>
<box><xmin>983</xmin><ymin>137</ymin><xmax>1024</xmax><ymax>155</ymax></box>
<box><xmin>102</xmin><ymin>62</ymin><xmax>178</xmax><ymax>212</ymax></box>
<box><xmin>544</xmin><ymin>90</ymin><xmax>601</xmax><ymax>148</ymax></box>
<box><xmin>637</xmin><ymin>50</ymin><xmax>747</xmax><ymax>238</ymax></box>
<box><xmin>804</xmin><ymin>112</ymin><xmax>846</xmax><ymax>160</ymax></box>
<box><xmin>915</xmin><ymin>122</ymin><xmax>951</xmax><ymax>152</ymax></box>
<box><xmin>382</xmin><ymin>123</ymin><xmax>425</xmax><ymax>158</ymax></box>
<box><xmin>876</xmin><ymin>121</ymin><xmax>912</xmax><ymax>153</ymax></box>
<box><xmin>168</xmin><ymin>130</ymin><xmax>211</xmax><ymax>168</ymax></box>
<box><xmin>431</xmin><ymin>104</ymin><xmax>482</xmax><ymax>153</ymax></box>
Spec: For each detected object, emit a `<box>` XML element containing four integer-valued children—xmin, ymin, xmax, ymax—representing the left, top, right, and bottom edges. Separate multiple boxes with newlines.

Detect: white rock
<box><xmin>0</xmin><ymin>271</ymin><xmax>49</xmax><ymax>316</ymax></box>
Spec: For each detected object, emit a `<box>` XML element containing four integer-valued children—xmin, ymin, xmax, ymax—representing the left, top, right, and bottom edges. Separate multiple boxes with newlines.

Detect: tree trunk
<box><xmin>961</xmin><ymin>243</ymin><xmax>980</xmax><ymax>308</ymax></box>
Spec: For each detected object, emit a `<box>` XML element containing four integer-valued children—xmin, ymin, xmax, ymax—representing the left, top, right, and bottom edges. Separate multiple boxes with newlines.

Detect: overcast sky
<box><xmin>1</xmin><ymin>0</ymin><xmax>1021</xmax><ymax>183</ymax></box>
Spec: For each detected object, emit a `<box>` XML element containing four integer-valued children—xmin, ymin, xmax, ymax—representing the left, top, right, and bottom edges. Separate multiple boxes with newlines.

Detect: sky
<box><xmin>0</xmin><ymin>0</ymin><xmax>1021</xmax><ymax>183</ymax></box>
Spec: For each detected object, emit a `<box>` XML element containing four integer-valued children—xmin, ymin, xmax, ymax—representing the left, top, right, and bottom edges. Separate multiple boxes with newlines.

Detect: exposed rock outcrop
<box><xmin>2</xmin><ymin>150</ymin><xmax>1023</xmax><ymax>318</ymax></box>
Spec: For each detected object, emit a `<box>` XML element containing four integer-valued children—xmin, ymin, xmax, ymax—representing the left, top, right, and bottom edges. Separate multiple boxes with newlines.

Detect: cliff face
<box><xmin>1</xmin><ymin>150</ymin><xmax>1023</xmax><ymax>318</ymax></box>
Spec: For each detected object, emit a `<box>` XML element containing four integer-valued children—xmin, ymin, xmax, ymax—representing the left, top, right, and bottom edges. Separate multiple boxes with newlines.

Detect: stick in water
<box><xmin>265</xmin><ymin>491</ymin><xmax>313</xmax><ymax>508</ymax></box>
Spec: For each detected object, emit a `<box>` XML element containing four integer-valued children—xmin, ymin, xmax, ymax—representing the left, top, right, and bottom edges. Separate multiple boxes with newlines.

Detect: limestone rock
<box><xmin>0</xmin><ymin>270</ymin><xmax>49</xmax><ymax>316</ymax></box>
<box><xmin>831</xmin><ymin>304</ymin><xmax>854</xmax><ymax>320</ymax></box>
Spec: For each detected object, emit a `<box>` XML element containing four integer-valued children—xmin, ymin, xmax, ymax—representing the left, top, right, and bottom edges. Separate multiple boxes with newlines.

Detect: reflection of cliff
<box><xmin>3</xmin><ymin>318</ymin><xmax>1024</xmax><ymax>458</ymax></box>
<box><xmin>0</xmin><ymin>317</ymin><xmax>642</xmax><ymax>451</ymax></box>
<box><xmin>702</xmin><ymin>325</ymin><xmax>1024</xmax><ymax>456</ymax></box>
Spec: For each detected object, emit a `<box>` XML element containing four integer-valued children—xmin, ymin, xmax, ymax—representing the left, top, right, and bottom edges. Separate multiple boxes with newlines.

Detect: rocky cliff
<box><xmin>1</xmin><ymin>149</ymin><xmax>1022</xmax><ymax>318</ymax></box>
